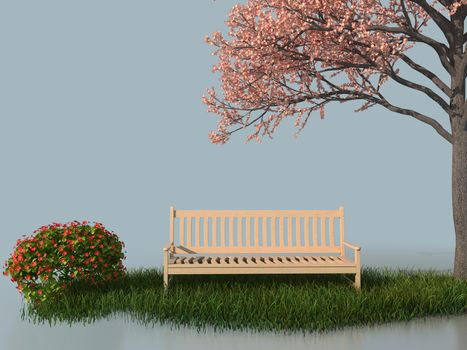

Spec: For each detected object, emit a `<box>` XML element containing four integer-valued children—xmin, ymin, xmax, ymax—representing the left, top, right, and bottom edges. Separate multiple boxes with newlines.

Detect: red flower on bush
<box><xmin>3</xmin><ymin>220</ymin><xmax>127</xmax><ymax>304</ymax></box>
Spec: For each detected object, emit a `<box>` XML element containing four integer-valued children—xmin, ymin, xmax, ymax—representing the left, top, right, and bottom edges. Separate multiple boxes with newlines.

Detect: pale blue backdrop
<box><xmin>0</xmin><ymin>1</ymin><xmax>461</xmax><ymax>350</ymax></box>
<box><xmin>0</xmin><ymin>0</ymin><xmax>453</xmax><ymax>285</ymax></box>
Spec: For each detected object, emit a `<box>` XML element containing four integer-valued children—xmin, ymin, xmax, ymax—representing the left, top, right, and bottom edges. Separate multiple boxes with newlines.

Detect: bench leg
<box><xmin>354</xmin><ymin>249</ymin><xmax>361</xmax><ymax>290</ymax></box>
<box><xmin>163</xmin><ymin>249</ymin><xmax>169</xmax><ymax>290</ymax></box>
<box><xmin>354</xmin><ymin>269</ymin><xmax>361</xmax><ymax>290</ymax></box>
<box><xmin>163</xmin><ymin>271</ymin><xmax>169</xmax><ymax>289</ymax></box>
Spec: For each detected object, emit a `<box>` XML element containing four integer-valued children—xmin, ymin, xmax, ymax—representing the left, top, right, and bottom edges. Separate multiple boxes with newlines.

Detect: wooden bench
<box><xmin>163</xmin><ymin>206</ymin><xmax>361</xmax><ymax>290</ymax></box>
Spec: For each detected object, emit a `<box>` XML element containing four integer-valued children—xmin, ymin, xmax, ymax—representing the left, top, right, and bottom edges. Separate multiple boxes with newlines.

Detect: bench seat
<box><xmin>169</xmin><ymin>255</ymin><xmax>356</xmax><ymax>267</ymax></box>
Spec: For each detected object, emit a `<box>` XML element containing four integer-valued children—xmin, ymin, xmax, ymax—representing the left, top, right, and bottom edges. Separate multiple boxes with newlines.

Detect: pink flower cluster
<box><xmin>202</xmin><ymin>0</ymin><xmax>457</xmax><ymax>144</ymax></box>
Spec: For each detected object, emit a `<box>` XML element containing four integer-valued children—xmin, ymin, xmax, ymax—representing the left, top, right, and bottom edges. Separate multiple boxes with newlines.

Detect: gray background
<box><xmin>0</xmin><ymin>1</ymin><xmax>462</xmax><ymax>349</ymax></box>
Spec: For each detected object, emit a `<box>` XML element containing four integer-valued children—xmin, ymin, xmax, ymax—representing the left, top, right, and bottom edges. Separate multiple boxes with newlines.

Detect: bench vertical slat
<box><xmin>172</xmin><ymin>208</ymin><xmax>346</xmax><ymax>252</ymax></box>
<box><xmin>180</xmin><ymin>217</ymin><xmax>185</xmax><ymax>246</ymax></box>
<box><xmin>271</xmin><ymin>217</ymin><xmax>276</xmax><ymax>247</ymax></box>
<box><xmin>220</xmin><ymin>217</ymin><xmax>225</xmax><ymax>247</ymax></box>
<box><xmin>329</xmin><ymin>216</ymin><xmax>335</xmax><ymax>247</ymax></box>
<box><xmin>195</xmin><ymin>217</ymin><xmax>200</xmax><ymax>248</ymax></box>
<box><xmin>246</xmin><ymin>217</ymin><xmax>251</xmax><ymax>246</ymax></box>
<box><xmin>279</xmin><ymin>216</ymin><xmax>284</xmax><ymax>247</ymax></box>
<box><xmin>204</xmin><ymin>217</ymin><xmax>208</xmax><ymax>247</ymax></box>
<box><xmin>212</xmin><ymin>217</ymin><xmax>217</xmax><ymax>247</ymax></box>
<box><xmin>187</xmin><ymin>217</ymin><xmax>192</xmax><ymax>247</ymax></box>
<box><xmin>312</xmin><ymin>215</ymin><xmax>318</xmax><ymax>248</ymax></box>
<box><xmin>254</xmin><ymin>217</ymin><xmax>259</xmax><ymax>248</ymax></box>
<box><xmin>170</xmin><ymin>206</ymin><xmax>174</xmax><ymax>247</ymax></box>
<box><xmin>321</xmin><ymin>216</ymin><xmax>326</xmax><ymax>247</ymax></box>
<box><xmin>229</xmin><ymin>216</ymin><xmax>234</xmax><ymax>247</ymax></box>
<box><xmin>340</xmin><ymin>206</ymin><xmax>345</xmax><ymax>255</ymax></box>
<box><xmin>238</xmin><ymin>217</ymin><xmax>243</xmax><ymax>247</ymax></box>
<box><xmin>297</xmin><ymin>217</ymin><xmax>301</xmax><ymax>247</ymax></box>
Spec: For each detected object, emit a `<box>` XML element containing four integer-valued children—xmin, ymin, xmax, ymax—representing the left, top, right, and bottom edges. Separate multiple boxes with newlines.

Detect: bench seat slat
<box><xmin>190</xmin><ymin>257</ymin><xmax>203</xmax><ymax>264</ymax></box>
<box><xmin>168</xmin><ymin>255</ymin><xmax>356</xmax><ymax>267</ymax></box>
<box><xmin>217</xmin><ymin>257</ymin><xmax>229</xmax><ymax>265</ymax></box>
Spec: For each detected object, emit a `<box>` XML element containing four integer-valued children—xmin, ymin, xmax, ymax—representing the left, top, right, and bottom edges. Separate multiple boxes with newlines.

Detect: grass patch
<box><xmin>23</xmin><ymin>266</ymin><xmax>467</xmax><ymax>335</ymax></box>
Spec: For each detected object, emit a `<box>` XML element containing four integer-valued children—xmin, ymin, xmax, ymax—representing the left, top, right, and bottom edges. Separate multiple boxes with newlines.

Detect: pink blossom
<box><xmin>203</xmin><ymin>0</ymin><xmax>435</xmax><ymax>143</ymax></box>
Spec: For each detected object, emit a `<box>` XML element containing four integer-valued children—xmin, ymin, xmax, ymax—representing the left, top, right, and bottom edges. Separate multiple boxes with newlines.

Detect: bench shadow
<box><xmin>171</xmin><ymin>274</ymin><xmax>348</xmax><ymax>291</ymax></box>
<box><xmin>167</xmin><ymin>265</ymin><xmax>401</xmax><ymax>290</ymax></box>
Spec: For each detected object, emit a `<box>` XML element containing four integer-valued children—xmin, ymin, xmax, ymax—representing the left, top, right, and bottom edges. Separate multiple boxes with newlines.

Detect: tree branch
<box><xmin>224</xmin><ymin>90</ymin><xmax>453</xmax><ymax>144</ymax></box>
<box><xmin>227</xmin><ymin>108</ymin><xmax>270</xmax><ymax>135</ymax></box>
<box><xmin>384</xmin><ymin>63</ymin><xmax>451</xmax><ymax>113</ymax></box>
<box><xmin>320</xmin><ymin>91</ymin><xmax>453</xmax><ymax>144</ymax></box>
<box><xmin>367</xmin><ymin>24</ymin><xmax>453</xmax><ymax>74</ymax></box>
<box><xmin>320</xmin><ymin>71</ymin><xmax>453</xmax><ymax>143</ymax></box>
<box><xmin>401</xmin><ymin>0</ymin><xmax>413</xmax><ymax>29</ymax></box>
<box><xmin>436</xmin><ymin>0</ymin><xmax>453</xmax><ymax>8</ymax></box>
<box><xmin>408</xmin><ymin>0</ymin><xmax>454</xmax><ymax>45</ymax></box>
<box><xmin>342</xmin><ymin>41</ymin><xmax>452</xmax><ymax>112</ymax></box>
<box><xmin>399</xmin><ymin>53</ymin><xmax>452</xmax><ymax>96</ymax></box>
<box><xmin>288</xmin><ymin>68</ymin><xmax>454</xmax><ymax>143</ymax></box>
<box><xmin>371</xmin><ymin>96</ymin><xmax>453</xmax><ymax>143</ymax></box>
<box><xmin>332</xmin><ymin>40</ymin><xmax>452</xmax><ymax>113</ymax></box>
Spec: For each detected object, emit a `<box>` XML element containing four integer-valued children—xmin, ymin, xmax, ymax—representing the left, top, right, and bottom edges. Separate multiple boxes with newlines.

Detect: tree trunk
<box><xmin>449</xmin><ymin>10</ymin><xmax>466</xmax><ymax>279</ymax></box>
<box><xmin>452</xmin><ymin>116</ymin><xmax>467</xmax><ymax>279</ymax></box>
<box><xmin>450</xmin><ymin>55</ymin><xmax>466</xmax><ymax>280</ymax></box>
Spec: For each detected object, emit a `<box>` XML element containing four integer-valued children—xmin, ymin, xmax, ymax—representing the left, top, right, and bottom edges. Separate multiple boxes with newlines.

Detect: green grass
<box><xmin>23</xmin><ymin>266</ymin><xmax>467</xmax><ymax>335</ymax></box>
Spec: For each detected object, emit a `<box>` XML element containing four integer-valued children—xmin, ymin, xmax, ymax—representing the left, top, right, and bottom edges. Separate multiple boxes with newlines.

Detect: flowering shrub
<box><xmin>3</xmin><ymin>220</ymin><xmax>127</xmax><ymax>304</ymax></box>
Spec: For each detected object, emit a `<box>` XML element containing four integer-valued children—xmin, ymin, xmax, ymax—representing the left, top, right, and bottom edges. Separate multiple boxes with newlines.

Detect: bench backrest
<box><xmin>169</xmin><ymin>207</ymin><xmax>346</xmax><ymax>255</ymax></box>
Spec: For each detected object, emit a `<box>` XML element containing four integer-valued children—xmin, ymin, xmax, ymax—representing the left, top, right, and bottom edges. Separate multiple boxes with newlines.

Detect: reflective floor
<box><xmin>1</xmin><ymin>250</ymin><xmax>465</xmax><ymax>350</ymax></box>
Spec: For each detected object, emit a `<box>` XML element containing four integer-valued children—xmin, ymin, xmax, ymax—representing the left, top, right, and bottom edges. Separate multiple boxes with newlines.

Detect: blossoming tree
<box><xmin>203</xmin><ymin>0</ymin><xmax>467</xmax><ymax>278</ymax></box>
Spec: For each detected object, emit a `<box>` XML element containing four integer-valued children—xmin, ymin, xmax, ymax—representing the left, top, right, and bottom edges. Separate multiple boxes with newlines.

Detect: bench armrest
<box><xmin>342</xmin><ymin>241</ymin><xmax>361</xmax><ymax>266</ymax></box>
<box><xmin>163</xmin><ymin>243</ymin><xmax>174</xmax><ymax>253</ymax></box>
<box><xmin>342</xmin><ymin>241</ymin><xmax>361</xmax><ymax>251</ymax></box>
